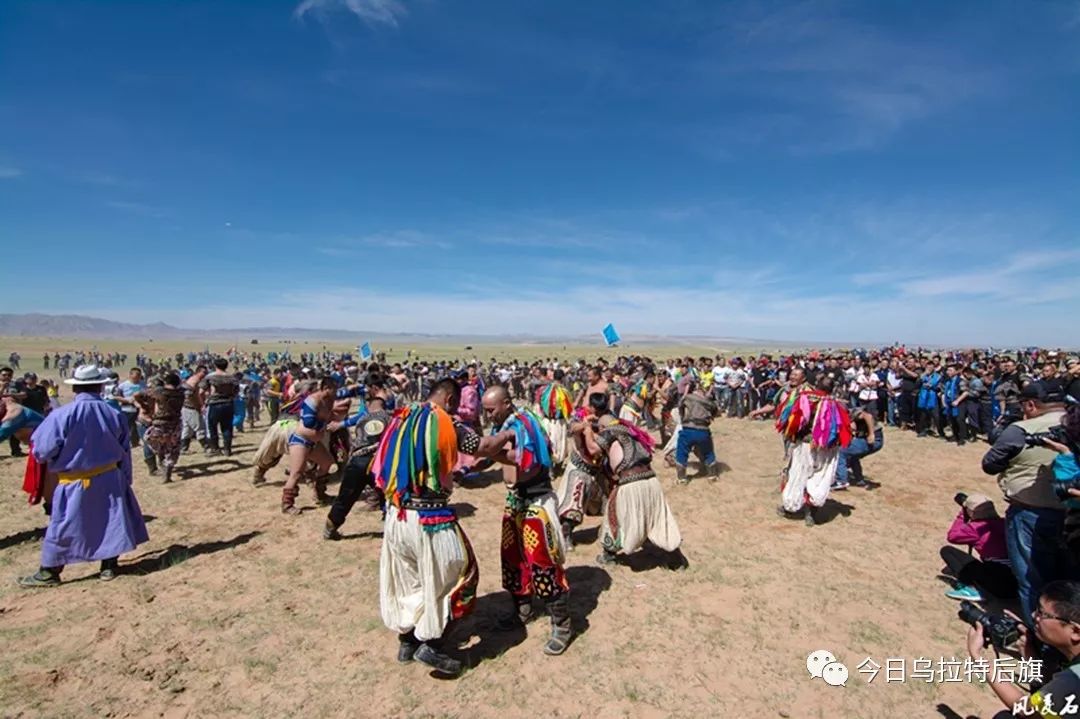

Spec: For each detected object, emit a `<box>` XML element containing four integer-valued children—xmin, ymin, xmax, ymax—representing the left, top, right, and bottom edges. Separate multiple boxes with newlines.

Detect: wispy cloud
<box><xmin>86</xmin><ymin>271</ymin><xmax>1080</xmax><ymax>347</ymax></box>
<box><xmin>294</xmin><ymin>0</ymin><xmax>406</xmax><ymax>27</ymax></box>
<box><xmin>73</xmin><ymin>171</ymin><xmax>128</xmax><ymax>188</ymax></box>
<box><xmin>318</xmin><ymin>230</ymin><xmax>453</xmax><ymax>256</ymax></box>
<box><xmin>852</xmin><ymin>248</ymin><xmax>1080</xmax><ymax>304</ymax></box>
<box><xmin>105</xmin><ymin>200</ymin><xmax>168</xmax><ymax>219</ymax></box>
<box><xmin>47</xmin><ymin>196</ymin><xmax>1080</xmax><ymax>346</ymax></box>
<box><xmin>0</xmin><ymin>166</ymin><xmax>23</xmax><ymax>179</ymax></box>
<box><xmin>321</xmin><ymin>67</ymin><xmax>494</xmax><ymax>98</ymax></box>
<box><xmin>1064</xmin><ymin>0</ymin><xmax>1080</xmax><ymax>29</ymax></box>
<box><xmin>675</xmin><ymin>4</ymin><xmax>1004</xmax><ymax>156</ymax></box>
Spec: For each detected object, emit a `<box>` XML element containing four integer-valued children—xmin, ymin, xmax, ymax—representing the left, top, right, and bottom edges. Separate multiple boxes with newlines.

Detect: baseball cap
<box><xmin>963</xmin><ymin>493</ymin><xmax>998</xmax><ymax>521</ymax></box>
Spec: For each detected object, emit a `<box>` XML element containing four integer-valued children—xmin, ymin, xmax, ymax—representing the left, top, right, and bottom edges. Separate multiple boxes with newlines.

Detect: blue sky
<box><xmin>2</xmin><ymin>0</ymin><xmax>1079</xmax><ymax>345</ymax></box>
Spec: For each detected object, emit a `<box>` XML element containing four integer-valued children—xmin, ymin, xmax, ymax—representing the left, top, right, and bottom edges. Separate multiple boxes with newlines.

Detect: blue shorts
<box><xmin>675</xmin><ymin>427</ymin><xmax>715</xmax><ymax>466</ymax></box>
<box><xmin>287</xmin><ymin>433</ymin><xmax>316</xmax><ymax>449</ymax></box>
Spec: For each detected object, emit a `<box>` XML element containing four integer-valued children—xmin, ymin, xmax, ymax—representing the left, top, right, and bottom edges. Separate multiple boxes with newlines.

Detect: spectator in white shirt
<box><xmin>856</xmin><ymin>367</ymin><xmax>880</xmax><ymax>416</ymax></box>
<box><xmin>726</xmin><ymin>358</ymin><xmax>750</xmax><ymax>418</ymax></box>
<box><xmin>711</xmin><ymin>358</ymin><xmax>732</xmax><ymax>413</ymax></box>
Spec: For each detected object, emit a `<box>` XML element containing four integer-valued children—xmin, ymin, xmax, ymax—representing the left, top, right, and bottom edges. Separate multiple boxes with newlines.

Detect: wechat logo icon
<box><xmin>807</xmin><ymin>650</ymin><xmax>848</xmax><ymax>687</ymax></box>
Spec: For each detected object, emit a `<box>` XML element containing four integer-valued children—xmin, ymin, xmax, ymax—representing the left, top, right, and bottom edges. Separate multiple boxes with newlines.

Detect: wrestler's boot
<box><xmin>99</xmin><ymin>557</ymin><xmax>120</xmax><ymax>581</ymax></box>
<box><xmin>675</xmin><ymin>465</ymin><xmax>689</xmax><ymax>485</ymax></box>
<box><xmin>144</xmin><ymin>454</ymin><xmax>159</xmax><ymax>476</ymax></box>
<box><xmin>312</xmin><ymin>474</ymin><xmax>333</xmax><ymax>506</ymax></box>
<box><xmin>560</xmin><ymin>520</ymin><xmax>576</xmax><ymax>552</ymax></box>
<box><xmin>18</xmin><ymin>565</ymin><xmax>62</xmax><ymax>588</ymax></box>
<box><xmin>708</xmin><ymin>461</ymin><xmax>722</xmax><ymax>482</ymax></box>
<box><xmin>414</xmin><ymin>640</ymin><xmax>463</xmax><ymax>677</ymax></box>
<box><xmin>397</xmin><ymin>630</ymin><xmax>420</xmax><ymax>662</ymax></box>
<box><xmin>360</xmin><ymin>485</ymin><xmax>383</xmax><ymax>511</ymax></box>
<box><xmin>667</xmin><ymin>547</ymin><xmax>690</xmax><ymax>571</ymax></box>
<box><xmin>496</xmin><ymin>595</ymin><xmax>536</xmax><ymax>630</ymax></box>
<box><xmin>322</xmin><ymin>518</ymin><xmax>342</xmax><ymax>541</ymax></box>
<box><xmin>162</xmin><ymin>459</ymin><xmax>174</xmax><ymax>484</ymax></box>
<box><xmin>542</xmin><ymin>594</ymin><xmax>573</xmax><ymax>656</ymax></box>
<box><xmin>281</xmin><ymin>485</ymin><xmax>301</xmax><ymax>515</ymax></box>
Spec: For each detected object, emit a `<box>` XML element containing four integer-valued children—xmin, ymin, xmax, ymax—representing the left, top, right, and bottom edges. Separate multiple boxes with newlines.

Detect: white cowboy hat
<box><xmin>64</xmin><ymin>364</ymin><xmax>111</xmax><ymax>385</ymax></box>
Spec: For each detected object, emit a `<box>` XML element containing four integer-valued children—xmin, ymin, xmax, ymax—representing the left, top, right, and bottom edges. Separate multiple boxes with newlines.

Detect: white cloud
<box><xmin>85</xmin><ymin>267</ymin><xmax>1080</xmax><ymax>347</ymax></box>
<box><xmin>0</xmin><ymin>166</ymin><xmax>23</xmax><ymax>179</ymax></box>
<box><xmin>294</xmin><ymin>0</ymin><xmax>406</xmax><ymax>27</ymax></box>
<box><xmin>848</xmin><ymin>249</ymin><xmax>1080</xmax><ymax>315</ymax></box>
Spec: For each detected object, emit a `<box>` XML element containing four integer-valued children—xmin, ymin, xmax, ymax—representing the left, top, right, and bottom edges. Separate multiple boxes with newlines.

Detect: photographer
<box><xmin>967</xmin><ymin>580</ymin><xmax>1080</xmax><ymax>716</ymax></box>
<box><xmin>1039</xmin><ymin>403</ymin><xmax>1080</xmax><ymax>559</ymax></box>
<box><xmin>942</xmin><ymin>493</ymin><xmax>1016</xmax><ymax>602</ymax></box>
<box><xmin>982</xmin><ymin>383</ymin><xmax>1069</xmax><ymax>623</ymax></box>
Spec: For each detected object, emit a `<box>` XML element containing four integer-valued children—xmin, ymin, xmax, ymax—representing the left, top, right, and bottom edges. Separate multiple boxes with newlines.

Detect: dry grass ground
<box><xmin>0</xmin><ymin>336</ymin><xmax>797</xmax><ymax>368</ymax></box>
<box><xmin>0</xmin><ymin>342</ymin><xmax>1010</xmax><ymax>718</ymax></box>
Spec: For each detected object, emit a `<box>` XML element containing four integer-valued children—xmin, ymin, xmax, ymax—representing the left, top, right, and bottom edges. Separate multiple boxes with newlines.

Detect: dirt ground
<box><xmin>0</xmin><ymin>380</ymin><xmax>1011</xmax><ymax>718</ymax></box>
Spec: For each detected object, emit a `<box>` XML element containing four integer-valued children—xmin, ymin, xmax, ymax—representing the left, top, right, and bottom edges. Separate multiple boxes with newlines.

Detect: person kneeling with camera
<box><xmin>943</xmin><ymin>493</ymin><xmax>1017</xmax><ymax>602</ymax></box>
<box><xmin>967</xmin><ymin>580</ymin><xmax>1080</xmax><ymax>716</ymax></box>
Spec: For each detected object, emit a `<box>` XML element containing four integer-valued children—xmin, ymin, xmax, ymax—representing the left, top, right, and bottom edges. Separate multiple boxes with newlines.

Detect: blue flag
<box><xmin>360</xmin><ymin>342</ymin><xmax>372</xmax><ymax>360</ymax></box>
<box><xmin>602</xmin><ymin>323</ymin><xmax>621</xmax><ymax>347</ymax></box>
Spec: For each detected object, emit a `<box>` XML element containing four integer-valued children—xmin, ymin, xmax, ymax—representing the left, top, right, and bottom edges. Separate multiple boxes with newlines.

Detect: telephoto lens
<box><xmin>957</xmin><ymin>600</ymin><xmax>1021</xmax><ymax>649</ymax></box>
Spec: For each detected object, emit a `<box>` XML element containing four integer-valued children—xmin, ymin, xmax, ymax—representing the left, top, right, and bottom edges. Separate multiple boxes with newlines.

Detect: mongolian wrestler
<box><xmin>554</xmin><ymin>409</ymin><xmax>605</xmax><ymax>551</ymax></box>
<box><xmin>373</xmin><ymin>379</ymin><xmax>517</xmax><ymax>677</ymax></box>
<box><xmin>580</xmin><ymin>392</ymin><xmax>687</xmax><ymax>570</ymax></box>
<box><xmin>481</xmin><ymin>385</ymin><xmax>573</xmax><ymax>656</ymax></box>
<box><xmin>774</xmin><ymin>375</ymin><xmax>851</xmax><ymax>527</ymax></box>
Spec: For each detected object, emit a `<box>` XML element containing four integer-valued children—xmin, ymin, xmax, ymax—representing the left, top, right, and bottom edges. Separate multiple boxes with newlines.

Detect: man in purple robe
<box><xmin>17</xmin><ymin>365</ymin><xmax>150</xmax><ymax>587</ymax></box>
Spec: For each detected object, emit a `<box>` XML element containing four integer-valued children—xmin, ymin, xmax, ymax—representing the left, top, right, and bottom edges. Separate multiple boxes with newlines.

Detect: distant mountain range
<box><xmin>0</xmin><ymin>313</ymin><xmax>485</xmax><ymax>343</ymax></box>
<box><xmin>0</xmin><ymin>313</ymin><xmax>819</xmax><ymax>348</ymax></box>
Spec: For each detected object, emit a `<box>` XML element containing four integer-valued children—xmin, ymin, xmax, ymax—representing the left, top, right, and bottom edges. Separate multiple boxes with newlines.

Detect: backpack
<box><xmin>458</xmin><ymin>382</ymin><xmax>480</xmax><ymax>424</ymax></box>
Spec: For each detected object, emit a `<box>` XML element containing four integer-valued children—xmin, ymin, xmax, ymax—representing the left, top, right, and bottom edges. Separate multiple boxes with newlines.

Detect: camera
<box><xmin>1024</xmin><ymin>424</ymin><xmax>1069</xmax><ymax>448</ymax></box>
<box><xmin>958</xmin><ymin>600</ymin><xmax>1021</xmax><ymax>650</ymax></box>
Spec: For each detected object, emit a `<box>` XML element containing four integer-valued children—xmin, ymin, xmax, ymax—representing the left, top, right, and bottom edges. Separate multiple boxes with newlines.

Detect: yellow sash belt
<box><xmin>57</xmin><ymin>462</ymin><xmax>119</xmax><ymax>489</ymax></box>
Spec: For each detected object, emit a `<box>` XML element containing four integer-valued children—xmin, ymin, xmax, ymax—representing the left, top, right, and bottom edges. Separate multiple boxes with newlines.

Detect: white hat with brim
<box><xmin>64</xmin><ymin>364</ymin><xmax>111</xmax><ymax>385</ymax></box>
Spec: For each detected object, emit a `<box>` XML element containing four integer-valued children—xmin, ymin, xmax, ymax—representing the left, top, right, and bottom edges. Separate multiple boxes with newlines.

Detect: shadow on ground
<box><xmin>123</xmin><ymin>531</ymin><xmax>262</xmax><ymax>575</ymax></box>
<box><xmin>452</xmin><ymin>564</ymin><xmax>612</xmax><ymax>671</ymax></box>
<box><xmin>176</xmin><ymin>459</ymin><xmax>248</xmax><ymax>479</ymax></box>
<box><xmin>813</xmin><ymin>499</ymin><xmax>856</xmax><ymax>525</ymax></box>
<box><xmin>1</xmin><ymin>514</ymin><xmax>157</xmax><ymax>551</ymax></box>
